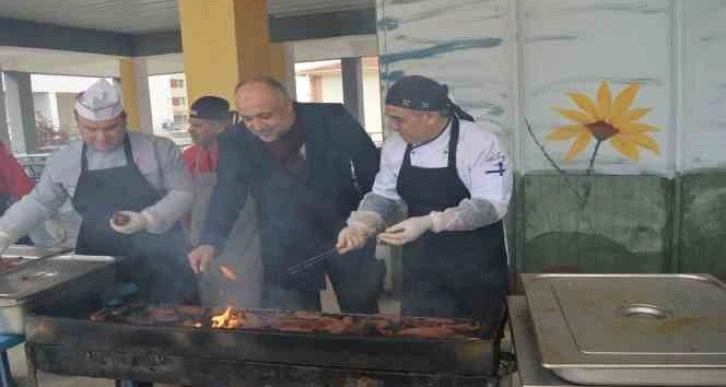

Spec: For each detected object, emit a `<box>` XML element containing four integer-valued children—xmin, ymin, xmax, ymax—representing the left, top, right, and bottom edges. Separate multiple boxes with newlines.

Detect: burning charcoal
<box><xmin>111</xmin><ymin>211</ymin><xmax>131</xmax><ymax>226</ymax></box>
<box><xmin>211</xmin><ymin>306</ymin><xmax>246</xmax><ymax>329</ymax></box>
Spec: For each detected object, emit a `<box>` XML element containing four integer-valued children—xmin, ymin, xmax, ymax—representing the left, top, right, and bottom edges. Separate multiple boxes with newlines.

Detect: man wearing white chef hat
<box><xmin>0</xmin><ymin>79</ymin><xmax>198</xmax><ymax>304</ymax></box>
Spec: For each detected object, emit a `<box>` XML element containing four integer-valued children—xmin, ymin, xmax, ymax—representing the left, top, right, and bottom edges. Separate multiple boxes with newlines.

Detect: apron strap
<box><xmin>402</xmin><ymin>116</ymin><xmax>460</xmax><ymax>170</ymax></box>
<box><xmin>446</xmin><ymin>116</ymin><xmax>460</xmax><ymax>168</ymax></box>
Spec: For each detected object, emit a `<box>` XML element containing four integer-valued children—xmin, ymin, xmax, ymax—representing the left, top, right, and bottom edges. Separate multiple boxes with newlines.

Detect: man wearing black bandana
<box><xmin>337</xmin><ymin>75</ymin><xmax>512</xmax><ymax>320</ymax></box>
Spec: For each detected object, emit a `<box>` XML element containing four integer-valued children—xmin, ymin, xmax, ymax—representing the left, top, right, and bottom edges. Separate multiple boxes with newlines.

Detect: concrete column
<box><xmin>269</xmin><ymin>43</ymin><xmax>297</xmax><ymax>99</ymax></box>
<box><xmin>341</xmin><ymin>57</ymin><xmax>365</xmax><ymax>127</ymax></box>
<box><xmin>0</xmin><ymin>72</ymin><xmax>10</xmax><ymax>146</ymax></box>
<box><xmin>4</xmin><ymin>71</ymin><xmax>37</xmax><ymax>153</ymax></box>
<box><xmin>119</xmin><ymin>58</ymin><xmax>153</xmax><ymax>133</ymax></box>
<box><xmin>178</xmin><ymin>0</ymin><xmax>272</xmax><ymax>104</ymax></box>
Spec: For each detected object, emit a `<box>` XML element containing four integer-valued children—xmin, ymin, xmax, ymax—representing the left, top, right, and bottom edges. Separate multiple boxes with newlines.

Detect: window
<box><xmin>172</xmin><ymin>97</ymin><xmax>186</xmax><ymax>107</ymax></box>
<box><xmin>170</xmin><ymin>79</ymin><xmax>185</xmax><ymax>88</ymax></box>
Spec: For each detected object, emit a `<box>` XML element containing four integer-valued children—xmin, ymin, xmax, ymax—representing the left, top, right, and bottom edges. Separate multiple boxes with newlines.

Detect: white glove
<box><xmin>336</xmin><ymin>224</ymin><xmax>370</xmax><ymax>254</ymax></box>
<box><xmin>377</xmin><ymin>215</ymin><xmax>433</xmax><ymax>246</ymax></box>
<box><xmin>336</xmin><ymin>211</ymin><xmax>383</xmax><ymax>254</ymax></box>
<box><xmin>0</xmin><ymin>232</ymin><xmax>12</xmax><ymax>254</ymax></box>
<box><xmin>44</xmin><ymin>219</ymin><xmax>68</xmax><ymax>245</ymax></box>
<box><xmin>109</xmin><ymin>211</ymin><xmax>152</xmax><ymax>235</ymax></box>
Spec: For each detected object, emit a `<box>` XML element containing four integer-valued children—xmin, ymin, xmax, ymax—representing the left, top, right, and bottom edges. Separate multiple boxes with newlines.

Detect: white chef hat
<box><xmin>74</xmin><ymin>79</ymin><xmax>124</xmax><ymax>121</ymax></box>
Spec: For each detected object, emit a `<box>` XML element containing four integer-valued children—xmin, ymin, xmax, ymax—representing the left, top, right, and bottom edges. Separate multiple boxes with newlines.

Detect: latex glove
<box><xmin>336</xmin><ymin>211</ymin><xmax>383</xmax><ymax>254</ymax></box>
<box><xmin>109</xmin><ymin>211</ymin><xmax>152</xmax><ymax>234</ymax></box>
<box><xmin>336</xmin><ymin>224</ymin><xmax>370</xmax><ymax>254</ymax></box>
<box><xmin>188</xmin><ymin>244</ymin><xmax>216</xmax><ymax>274</ymax></box>
<box><xmin>44</xmin><ymin>219</ymin><xmax>68</xmax><ymax>245</ymax></box>
<box><xmin>0</xmin><ymin>232</ymin><xmax>12</xmax><ymax>255</ymax></box>
<box><xmin>377</xmin><ymin>215</ymin><xmax>433</xmax><ymax>246</ymax></box>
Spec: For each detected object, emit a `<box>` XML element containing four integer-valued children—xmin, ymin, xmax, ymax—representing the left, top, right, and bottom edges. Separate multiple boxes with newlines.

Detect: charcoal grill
<box><xmin>24</xmin><ymin>303</ymin><xmax>505</xmax><ymax>386</ymax></box>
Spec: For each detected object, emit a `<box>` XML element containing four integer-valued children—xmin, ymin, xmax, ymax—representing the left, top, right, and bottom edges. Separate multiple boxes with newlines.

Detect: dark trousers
<box><xmin>325</xmin><ymin>240</ymin><xmax>383</xmax><ymax>314</ymax></box>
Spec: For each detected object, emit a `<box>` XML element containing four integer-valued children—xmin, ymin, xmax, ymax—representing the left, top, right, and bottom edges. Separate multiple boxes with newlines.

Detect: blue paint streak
<box><xmin>525</xmin><ymin>34</ymin><xmax>581</xmax><ymax>43</ymax></box>
<box><xmin>378</xmin><ymin>17</ymin><xmax>400</xmax><ymax>31</ymax></box>
<box><xmin>380</xmin><ymin>70</ymin><xmax>406</xmax><ymax>83</ymax></box>
<box><xmin>379</xmin><ymin>38</ymin><xmax>503</xmax><ymax>65</ymax></box>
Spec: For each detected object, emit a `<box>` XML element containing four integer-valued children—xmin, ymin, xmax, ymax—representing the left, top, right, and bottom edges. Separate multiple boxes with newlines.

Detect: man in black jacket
<box><xmin>188</xmin><ymin>77</ymin><xmax>381</xmax><ymax>313</ymax></box>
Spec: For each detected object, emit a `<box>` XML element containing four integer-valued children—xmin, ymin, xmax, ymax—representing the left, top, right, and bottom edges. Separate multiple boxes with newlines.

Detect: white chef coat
<box><xmin>364</xmin><ymin>119</ymin><xmax>512</xmax><ymax>231</ymax></box>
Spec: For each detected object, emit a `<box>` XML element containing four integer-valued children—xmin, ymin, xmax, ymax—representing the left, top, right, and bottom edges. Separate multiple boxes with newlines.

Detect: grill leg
<box><xmin>23</xmin><ymin>345</ymin><xmax>36</xmax><ymax>387</ymax></box>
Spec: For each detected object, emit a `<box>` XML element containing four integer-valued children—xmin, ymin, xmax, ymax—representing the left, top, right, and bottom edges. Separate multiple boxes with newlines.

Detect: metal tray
<box><xmin>0</xmin><ymin>253</ymin><xmax>116</xmax><ymax>334</ymax></box>
<box><xmin>522</xmin><ymin>274</ymin><xmax>726</xmax><ymax>386</ymax></box>
<box><xmin>0</xmin><ymin>245</ymin><xmax>69</xmax><ymax>273</ymax></box>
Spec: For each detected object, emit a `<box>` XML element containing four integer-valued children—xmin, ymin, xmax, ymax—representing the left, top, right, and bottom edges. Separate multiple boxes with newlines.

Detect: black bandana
<box><xmin>385</xmin><ymin>75</ymin><xmax>474</xmax><ymax>121</ymax></box>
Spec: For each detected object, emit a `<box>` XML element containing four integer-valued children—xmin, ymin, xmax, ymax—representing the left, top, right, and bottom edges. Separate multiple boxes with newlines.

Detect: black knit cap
<box><xmin>189</xmin><ymin>96</ymin><xmax>230</xmax><ymax>121</ymax></box>
<box><xmin>385</xmin><ymin>75</ymin><xmax>474</xmax><ymax>121</ymax></box>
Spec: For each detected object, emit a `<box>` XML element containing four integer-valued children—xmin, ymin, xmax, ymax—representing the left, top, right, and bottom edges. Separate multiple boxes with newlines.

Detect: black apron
<box><xmin>72</xmin><ymin>136</ymin><xmax>197</xmax><ymax>304</ymax></box>
<box><xmin>396</xmin><ymin>117</ymin><xmax>508</xmax><ymax>319</ymax></box>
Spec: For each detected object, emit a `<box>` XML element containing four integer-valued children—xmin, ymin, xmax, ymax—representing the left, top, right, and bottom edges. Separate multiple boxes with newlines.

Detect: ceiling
<box><xmin>0</xmin><ymin>0</ymin><xmax>374</xmax><ymax>34</ymax></box>
<box><xmin>0</xmin><ymin>34</ymin><xmax>379</xmax><ymax>77</ymax></box>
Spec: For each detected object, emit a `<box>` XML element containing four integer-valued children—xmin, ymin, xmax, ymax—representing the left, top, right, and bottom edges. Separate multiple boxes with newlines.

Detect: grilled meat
<box><xmin>111</xmin><ymin>212</ymin><xmax>130</xmax><ymax>226</ymax></box>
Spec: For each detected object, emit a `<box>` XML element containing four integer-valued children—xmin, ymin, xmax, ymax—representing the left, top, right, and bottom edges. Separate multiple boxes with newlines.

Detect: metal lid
<box><xmin>0</xmin><ymin>254</ymin><xmax>115</xmax><ymax>307</ymax></box>
<box><xmin>523</xmin><ymin>274</ymin><xmax>726</xmax><ymax>366</ymax></box>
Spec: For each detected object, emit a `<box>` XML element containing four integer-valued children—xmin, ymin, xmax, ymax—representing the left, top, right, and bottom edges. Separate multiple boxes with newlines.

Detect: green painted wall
<box><xmin>510</xmin><ymin>171</ymin><xmax>726</xmax><ymax>281</ymax></box>
<box><xmin>677</xmin><ymin>169</ymin><xmax>726</xmax><ymax>280</ymax></box>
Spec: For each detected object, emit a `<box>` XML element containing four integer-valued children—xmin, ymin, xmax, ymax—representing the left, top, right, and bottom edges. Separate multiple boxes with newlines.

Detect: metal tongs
<box><xmin>287</xmin><ymin>248</ymin><xmax>338</xmax><ymax>274</ymax></box>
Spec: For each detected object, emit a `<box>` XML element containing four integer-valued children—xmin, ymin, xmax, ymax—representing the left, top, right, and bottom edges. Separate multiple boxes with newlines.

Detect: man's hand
<box><xmin>109</xmin><ymin>211</ymin><xmax>151</xmax><ymax>234</ymax></box>
<box><xmin>377</xmin><ymin>215</ymin><xmax>433</xmax><ymax>246</ymax></box>
<box><xmin>188</xmin><ymin>245</ymin><xmax>216</xmax><ymax>274</ymax></box>
<box><xmin>336</xmin><ymin>225</ymin><xmax>370</xmax><ymax>254</ymax></box>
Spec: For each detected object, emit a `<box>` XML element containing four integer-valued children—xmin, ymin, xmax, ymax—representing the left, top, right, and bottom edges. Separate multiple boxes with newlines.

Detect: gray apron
<box><xmin>190</xmin><ymin>146</ymin><xmax>263</xmax><ymax>308</ymax></box>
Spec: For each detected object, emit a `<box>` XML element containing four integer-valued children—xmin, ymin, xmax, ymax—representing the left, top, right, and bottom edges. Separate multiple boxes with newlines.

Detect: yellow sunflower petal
<box><xmin>567</xmin><ymin>93</ymin><xmax>598</xmax><ymax>120</ymax></box>
<box><xmin>547</xmin><ymin>125</ymin><xmax>586</xmax><ymax>141</ymax></box>
<box><xmin>618</xmin><ymin>122</ymin><xmax>659</xmax><ymax>134</ymax></box>
<box><xmin>564</xmin><ymin>131</ymin><xmax>592</xmax><ymax>161</ymax></box>
<box><xmin>619</xmin><ymin>133</ymin><xmax>660</xmax><ymax>155</ymax></box>
<box><xmin>609</xmin><ymin>137</ymin><xmax>640</xmax><ymax>161</ymax></box>
<box><xmin>613</xmin><ymin>108</ymin><xmax>652</xmax><ymax>126</ymax></box>
<box><xmin>609</xmin><ymin>83</ymin><xmax>641</xmax><ymax>122</ymax></box>
<box><xmin>596</xmin><ymin>81</ymin><xmax>611</xmax><ymax>120</ymax></box>
<box><xmin>553</xmin><ymin>108</ymin><xmax>595</xmax><ymax>125</ymax></box>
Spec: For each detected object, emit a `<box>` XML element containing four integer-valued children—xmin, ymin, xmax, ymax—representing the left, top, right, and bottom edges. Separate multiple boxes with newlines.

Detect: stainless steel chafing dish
<box><xmin>0</xmin><ymin>246</ymin><xmax>116</xmax><ymax>334</ymax></box>
<box><xmin>519</xmin><ymin>274</ymin><xmax>726</xmax><ymax>386</ymax></box>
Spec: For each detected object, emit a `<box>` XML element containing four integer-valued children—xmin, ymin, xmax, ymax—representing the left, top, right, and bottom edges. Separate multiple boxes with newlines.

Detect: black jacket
<box><xmin>200</xmin><ymin>103</ymin><xmax>379</xmax><ymax>289</ymax></box>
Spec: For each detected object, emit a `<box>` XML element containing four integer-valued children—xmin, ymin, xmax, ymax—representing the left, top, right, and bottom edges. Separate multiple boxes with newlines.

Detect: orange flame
<box><xmin>211</xmin><ymin>305</ymin><xmax>245</xmax><ymax>329</ymax></box>
<box><xmin>220</xmin><ymin>265</ymin><xmax>237</xmax><ymax>281</ymax></box>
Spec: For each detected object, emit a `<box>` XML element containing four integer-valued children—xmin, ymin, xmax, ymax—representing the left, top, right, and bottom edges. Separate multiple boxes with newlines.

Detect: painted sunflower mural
<box><xmin>547</xmin><ymin>81</ymin><xmax>660</xmax><ymax>164</ymax></box>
